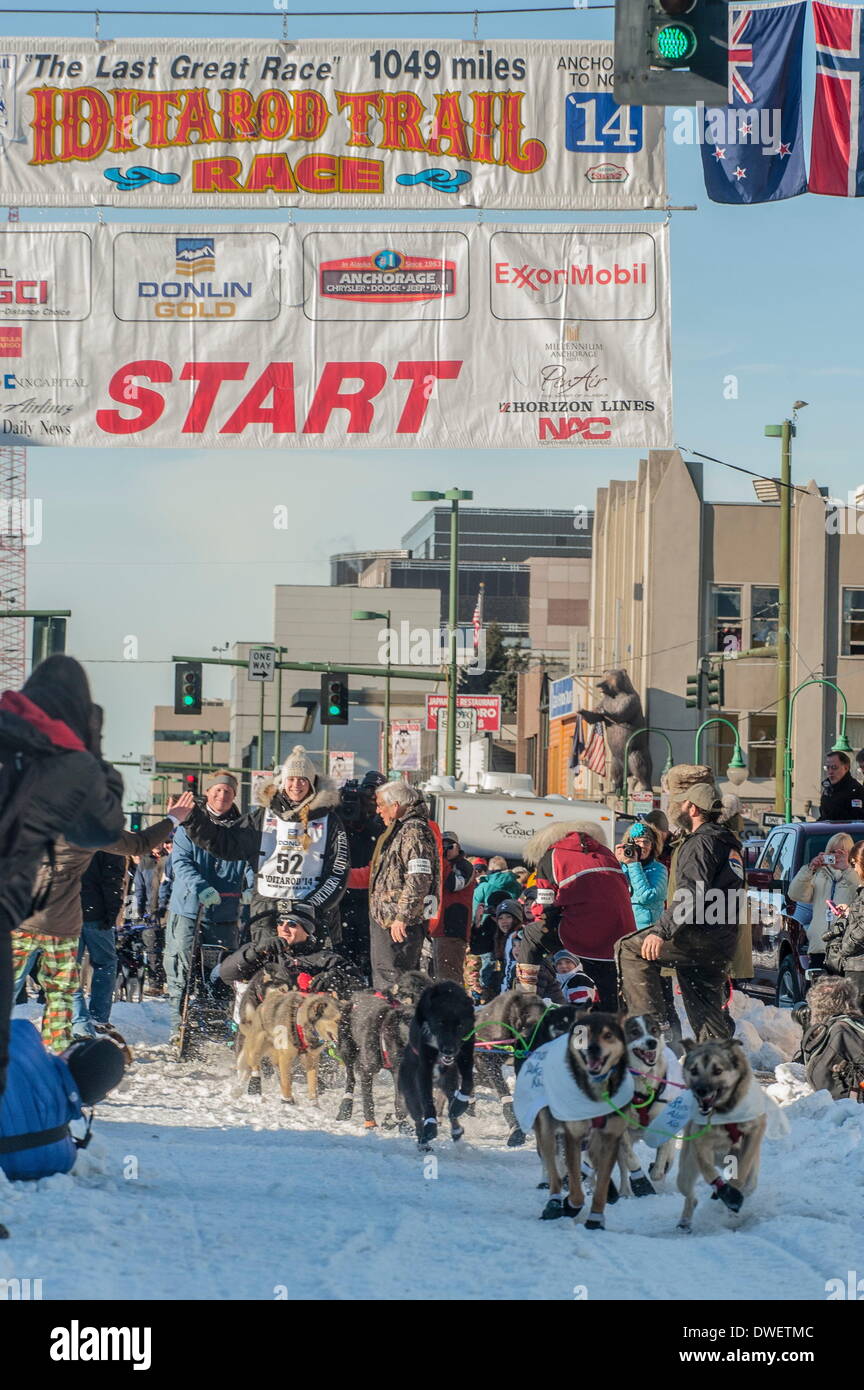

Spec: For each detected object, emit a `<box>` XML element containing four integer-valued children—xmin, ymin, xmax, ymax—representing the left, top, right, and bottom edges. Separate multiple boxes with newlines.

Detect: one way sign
<box><xmin>248</xmin><ymin>648</ymin><xmax>275</xmax><ymax>682</ymax></box>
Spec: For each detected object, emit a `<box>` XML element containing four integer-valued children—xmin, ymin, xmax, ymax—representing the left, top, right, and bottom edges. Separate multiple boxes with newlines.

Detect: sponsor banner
<box><xmin>0</xmin><ymin>39</ymin><xmax>665</xmax><ymax>210</ymax></box>
<box><xmin>391</xmin><ymin>721</ymin><xmax>422</xmax><ymax>772</ymax></box>
<box><xmin>0</xmin><ymin>222</ymin><xmax>671</xmax><ymax>449</ymax></box>
<box><xmin>426</xmin><ymin>694</ymin><xmax>502</xmax><ymax>732</ymax></box>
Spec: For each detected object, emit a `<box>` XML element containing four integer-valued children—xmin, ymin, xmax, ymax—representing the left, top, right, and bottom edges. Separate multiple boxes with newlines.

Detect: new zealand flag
<box><xmin>811</xmin><ymin>2</ymin><xmax>864</xmax><ymax>195</ymax></box>
<box><xmin>700</xmin><ymin>1</ymin><xmax>807</xmax><ymax>204</ymax></box>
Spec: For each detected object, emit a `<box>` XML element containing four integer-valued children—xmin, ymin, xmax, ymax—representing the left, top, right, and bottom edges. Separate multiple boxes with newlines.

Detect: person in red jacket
<box><xmin>515</xmin><ymin>821</ymin><xmax>636</xmax><ymax>1011</ymax></box>
<box><xmin>428</xmin><ymin>832</ymin><xmax>475</xmax><ymax>985</ymax></box>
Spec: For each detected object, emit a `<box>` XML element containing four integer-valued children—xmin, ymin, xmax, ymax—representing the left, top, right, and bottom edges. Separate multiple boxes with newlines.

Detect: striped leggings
<box><xmin>11</xmin><ymin>930</ymin><xmax>78</xmax><ymax>1053</ymax></box>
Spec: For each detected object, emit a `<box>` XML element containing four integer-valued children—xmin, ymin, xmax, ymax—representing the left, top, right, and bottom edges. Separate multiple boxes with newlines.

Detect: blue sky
<box><xmin>7</xmin><ymin>0</ymin><xmax>861</xmax><ymax>800</ymax></box>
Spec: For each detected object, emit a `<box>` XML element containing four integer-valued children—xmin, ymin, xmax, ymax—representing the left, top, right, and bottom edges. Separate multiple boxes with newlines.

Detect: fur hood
<box><xmin>523</xmin><ymin>821</ymin><xmax>610</xmax><ymax>867</ymax></box>
<box><xmin>255</xmin><ymin>775</ymin><xmax>341</xmax><ymax>816</ymax></box>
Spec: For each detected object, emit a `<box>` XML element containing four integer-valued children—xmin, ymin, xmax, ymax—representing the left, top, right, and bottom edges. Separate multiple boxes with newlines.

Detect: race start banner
<box><xmin>0</xmin><ymin>39</ymin><xmax>665</xmax><ymax>209</ymax></box>
<box><xmin>0</xmin><ymin>221</ymin><xmax>672</xmax><ymax>449</ymax></box>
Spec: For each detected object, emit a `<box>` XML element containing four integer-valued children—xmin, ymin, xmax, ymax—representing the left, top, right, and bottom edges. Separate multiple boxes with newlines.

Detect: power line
<box><xmin>0</xmin><ymin>5</ymin><xmax>614</xmax><ymax>14</ymax></box>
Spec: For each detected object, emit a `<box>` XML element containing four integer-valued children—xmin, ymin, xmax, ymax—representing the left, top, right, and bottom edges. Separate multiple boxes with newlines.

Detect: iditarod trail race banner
<box><xmin>0</xmin><ymin>221</ymin><xmax>672</xmax><ymax>449</ymax></box>
<box><xmin>0</xmin><ymin>39</ymin><xmax>665</xmax><ymax>209</ymax></box>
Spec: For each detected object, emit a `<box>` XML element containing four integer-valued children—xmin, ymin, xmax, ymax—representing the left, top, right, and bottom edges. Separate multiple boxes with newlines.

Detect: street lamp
<box><xmin>784</xmin><ymin>676</ymin><xmax>851</xmax><ymax>820</ymax></box>
<box><xmin>694</xmin><ymin>717</ymin><xmax>748</xmax><ymax>786</ymax></box>
<box><xmin>763</xmin><ymin>401</ymin><xmax>807</xmax><ymax>812</ymax></box>
<box><xmin>352</xmin><ymin>608</ymin><xmax>391</xmax><ymax>775</ymax></box>
<box><xmin>411</xmin><ymin>487</ymin><xmax>474</xmax><ymax>777</ymax></box>
<box><xmin>621</xmin><ymin>727</ymin><xmax>674</xmax><ymax>817</ymax></box>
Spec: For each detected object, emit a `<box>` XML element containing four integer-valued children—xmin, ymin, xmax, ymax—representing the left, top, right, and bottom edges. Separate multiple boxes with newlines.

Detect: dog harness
<box><xmin>513</xmin><ymin>1034</ymin><xmax>634</xmax><ymax>1133</ymax></box>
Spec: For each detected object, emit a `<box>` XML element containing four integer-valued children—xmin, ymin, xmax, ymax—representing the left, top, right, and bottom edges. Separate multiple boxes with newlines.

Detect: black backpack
<box><xmin>801</xmin><ymin>1013</ymin><xmax>864</xmax><ymax>1101</ymax></box>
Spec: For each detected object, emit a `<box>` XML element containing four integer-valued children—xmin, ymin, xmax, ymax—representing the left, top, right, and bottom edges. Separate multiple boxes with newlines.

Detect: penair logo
<box><xmin>319</xmin><ymin>249</ymin><xmax>456</xmax><ymax>304</ymax></box>
<box><xmin>494</xmin><ymin>260</ymin><xmax>648</xmax><ymax>291</ymax></box>
<box><xmin>135</xmin><ymin>237</ymin><xmax>252</xmax><ymax>318</ymax></box>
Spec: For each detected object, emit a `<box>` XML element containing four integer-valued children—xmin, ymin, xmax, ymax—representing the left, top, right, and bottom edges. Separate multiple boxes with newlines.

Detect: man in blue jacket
<box><xmin>163</xmin><ymin>773</ymin><xmax>250</xmax><ymax>1044</ymax></box>
<box><xmin>0</xmin><ymin>1019</ymin><xmax>125</xmax><ymax>1184</ymax></box>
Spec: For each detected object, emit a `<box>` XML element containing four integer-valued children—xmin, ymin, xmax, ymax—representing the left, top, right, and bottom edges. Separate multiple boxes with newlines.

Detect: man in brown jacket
<box><xmin>11</xmin><ymin>792</ymin><xmax>194</xmax><ymax>1051</ymax></box>
<box><xmin>349</xmin><ymin>780</ymin><xmax>440</xmax><ymax>992</ymax></box>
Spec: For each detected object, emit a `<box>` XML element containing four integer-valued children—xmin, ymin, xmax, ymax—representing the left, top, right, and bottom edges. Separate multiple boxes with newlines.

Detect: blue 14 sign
<box><xmin>565</xmin><ymin>93</ymin><xmax>644</xmax><ymax>154</ymax></box>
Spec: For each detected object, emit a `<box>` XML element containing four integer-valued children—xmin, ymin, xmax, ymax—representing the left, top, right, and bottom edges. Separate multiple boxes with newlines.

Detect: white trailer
<box><xmin>423</xmin><ymin>784</ymin><xmax>614</xmax><ymax>860</ymax></box>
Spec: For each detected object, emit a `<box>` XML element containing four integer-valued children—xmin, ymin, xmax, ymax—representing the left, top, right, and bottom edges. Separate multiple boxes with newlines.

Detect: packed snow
<box><xmin>2</xmin><ymin>994</ymin><xmax>861</xmax><ymax>1302</ymax></box>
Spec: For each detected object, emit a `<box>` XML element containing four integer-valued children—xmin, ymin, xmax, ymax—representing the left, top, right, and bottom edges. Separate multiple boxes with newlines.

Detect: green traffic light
<box><xmin>183</xmin><ymin>694</ymin><xmax>195</xmax><ymax>706</ymax></box>
<box><xmin>653</xmin><ymin>22</ymin><xmax>696</xmax><ymax>62</ymax></box>
<box><xmin>329</xmin><ymin>703</ymin><xmax>341</xmax><ymax>716</ymax></box>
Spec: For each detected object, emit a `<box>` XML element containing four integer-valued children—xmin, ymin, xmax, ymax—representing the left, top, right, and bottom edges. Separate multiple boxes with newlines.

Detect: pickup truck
<box><xmin>746</xmin><ymin>820</ymin><xmax>864</xmax><ymax>1006</ymax></box>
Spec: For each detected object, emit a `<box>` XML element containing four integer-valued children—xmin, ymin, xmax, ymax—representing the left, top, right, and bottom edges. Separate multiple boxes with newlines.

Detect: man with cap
<box><xmin>616</xmin><ymin>771</ymin><xmax>745</xmax><ymax>1041</ymax></box>
<box><xmin>217</xmin><ymin>900</ymin><xmax>362</xmax><ymax>1010</ymax></box>
<box><xmin>163</xmin><ymin>771</ymin><xmax>251</xmax><ymax>1045</ymax></box>
<box><xmin>428</xmin><ymin>831</ymin><xmax>475</xmax><ymax>985</ymax></box>
<box><xmin>182</xmin><ymin>746</ymin><xmax>349</xmax><ymax>959</ymax></box>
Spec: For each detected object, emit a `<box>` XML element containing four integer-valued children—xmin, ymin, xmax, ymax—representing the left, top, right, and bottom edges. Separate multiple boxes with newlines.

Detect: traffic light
<box><xmin>174</xmin><ymin>661</ymin><xmax>202</xmax><ymax>716</ymax></box>
<box><xmin>685</xmin><ymin>670</ymin><xmax>705</xmax><ymax>709</ymax></box>
<box><xmin>706</xmin><ymin>664</ymin><xmax>725</xmax><ymax>709</ymax></box>
<box><xmin>129</xmin><ymin>811</ymin><xmax>143</xmax><ymax>832</ymax></box>
<box><xmin>320</xmin><ymin>673</ymin><xmax>349</xmax><ymax>725</ymax></box>
<box><xmin>614</xmin><ymin>0</ymin><xmax>729</xmax><ymax>107</ymax></box>
<box><xmin>183</xmin><ymin>772</ymin><xmax>199</xmax><ymax>797</ymax></box>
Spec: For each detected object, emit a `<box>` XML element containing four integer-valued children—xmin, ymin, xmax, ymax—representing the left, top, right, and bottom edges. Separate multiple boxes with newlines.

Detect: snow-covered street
<box><xmin>2</xmin><ymin>994</ymin><xmax>861</xmax><ymax>1302</ymax></box>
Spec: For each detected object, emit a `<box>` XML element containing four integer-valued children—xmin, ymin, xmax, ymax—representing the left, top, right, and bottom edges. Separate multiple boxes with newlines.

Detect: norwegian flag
<box><xmin>811</xmin><ymin>2</ymin><xmax>864</xmax><ymax>196</ymax></box>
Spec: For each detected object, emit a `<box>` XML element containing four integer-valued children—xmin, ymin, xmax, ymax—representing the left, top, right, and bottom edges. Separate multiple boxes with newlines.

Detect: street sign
<box><xmin>425</xmin><ymin>694</ymin><xmax>501</xmax><ymax>733</ymax></box>
<box><xmin>550</xmin><ymin>676</ymin><xmax>575</xmax><ymax>721</ymax></box>
<box><xmin>762</xmin><ymin>812</ymin><xmax>785</xmax><ymax>827</ymax></box>
<box><xmin>248</xmin><ymin>648</ymin><xmax>275</xmax><ymax>682</ymax></box>
<box><xmin>631</xmin><ymin>792</ymin><xmax>655</xmax><ymax>813</ymax></box>
<box><xmin>139</xmin><ymin>754</ymin><xmax>155</xmax><ymax>774</ymax></box>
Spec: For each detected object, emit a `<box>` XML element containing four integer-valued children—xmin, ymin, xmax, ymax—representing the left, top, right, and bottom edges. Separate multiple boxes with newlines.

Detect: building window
<box><xmin>751</xmin><ymin>586</ymin><xmax>779</xmax><ymax>649</ymax></box>
<box><xmin>842</xmin><ymin>588</ymin><xmax>864</xmax><ymax>655</ymax></box>
<box><xmin>748</xmin><ymin>713</ymin><xmax>776</xmax><ymax>778</ymax></box>
<box><xmin>845</xmin><ymin>717</ymin><xmax>864</xmax><ymax>762</ymax></box>
<box><xmin>710</xmin><ymin>585</ymin><xmax>742</xmax><ymax>653</ymax></box>
<box><xmin>706</xmin><ymin>715</ymin><xmax>739</xmax><ymax>780</ymax></box>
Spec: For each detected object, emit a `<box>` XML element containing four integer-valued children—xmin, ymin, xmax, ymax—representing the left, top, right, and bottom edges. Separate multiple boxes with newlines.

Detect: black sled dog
<box><xmin>398</xmin><ymin>981</ymin><xmax>475</xmax><ymax>1151</ymax></box>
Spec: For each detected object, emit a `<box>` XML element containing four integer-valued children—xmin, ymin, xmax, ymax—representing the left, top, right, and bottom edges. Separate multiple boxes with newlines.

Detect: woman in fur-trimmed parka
<box><xmin>182</xmin><ymin>745</ymin><xmax>349</xmax><ymax>944</ymax></box>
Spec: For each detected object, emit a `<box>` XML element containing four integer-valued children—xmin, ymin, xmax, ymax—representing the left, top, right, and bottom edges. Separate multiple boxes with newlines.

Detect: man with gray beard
<box><xmin>617</xmin><ymin>779</ymin><xmax>744</xmax><ymax>1041</ymax></box>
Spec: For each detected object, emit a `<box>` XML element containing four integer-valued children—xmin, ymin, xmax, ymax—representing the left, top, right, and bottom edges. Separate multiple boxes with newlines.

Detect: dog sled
<box><xmin>176</xmin><ymin>909</ymin><xmax>236</xmax><ymax>1060</ymax></box>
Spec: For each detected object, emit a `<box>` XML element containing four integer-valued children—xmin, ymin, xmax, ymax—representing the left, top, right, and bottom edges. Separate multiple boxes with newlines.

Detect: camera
<box><xmin>823</xmin><ymin>853</ymin><xmax>836</xmax><ymax>867</ymax></box>
<box><xmin>622</xmin><ymin>843</ymin><xmax>639</xmax><ymax>861</ymax></box>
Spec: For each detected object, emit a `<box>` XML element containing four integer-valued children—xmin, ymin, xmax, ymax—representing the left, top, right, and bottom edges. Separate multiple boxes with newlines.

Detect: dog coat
<box><xmin>630</xmin><ymin>1046</ymin><xmax>686</xmax><ymax>1148</ymax></box>
<box><xmin>513</xmin><ymin>1034</ymin><xmax>634</xmax><ymax>1133</ymax></box>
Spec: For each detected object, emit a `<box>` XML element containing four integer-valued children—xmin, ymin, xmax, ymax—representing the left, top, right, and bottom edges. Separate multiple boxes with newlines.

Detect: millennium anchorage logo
<box><xmin>319</xmin><ymin>249</ymin><xmax>456</xmax><ymax>303</ymax></box>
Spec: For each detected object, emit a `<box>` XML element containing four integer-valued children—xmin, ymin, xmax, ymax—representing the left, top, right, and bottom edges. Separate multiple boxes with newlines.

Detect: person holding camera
<box><xmin>822</xmin><ymin>840</ymin><xmax>864</xmax><ymax>998</ymax></box>
<box><xmin>788</xmin><ymin>832</ymin><xmax>857</xmax><ymax>970</ymax></box>
<box><xmin>614</xmin><ymin>822</ymin><xmax>668</xmax><ymax>930</ymax></box>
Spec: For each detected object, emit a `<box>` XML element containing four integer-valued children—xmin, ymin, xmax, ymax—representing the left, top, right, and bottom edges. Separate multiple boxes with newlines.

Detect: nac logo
<box><xmin>374</xmin><ymin>250</ymin><xmax>403</xmax><ymax>271</ymax></box>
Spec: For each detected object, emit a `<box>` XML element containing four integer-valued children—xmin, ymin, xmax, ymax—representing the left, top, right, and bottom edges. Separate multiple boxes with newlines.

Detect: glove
<box><xmin>209</xmin><ymin>963</ymin><xmax>223</xmax><ymax>985</ymax></box>
<box><xmin>198</xmin><ymin>887</ymin><xmax>221</xmax><ymax>908</ymax></box>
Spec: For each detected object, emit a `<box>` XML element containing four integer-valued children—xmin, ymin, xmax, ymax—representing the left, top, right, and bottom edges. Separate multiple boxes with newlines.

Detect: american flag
<box><xmin>570</xmin><ymin>714</ymin><xmax>607</xmax><ymax>777</ymax></box>
<box><xmin>472</xmin><ymin>581</ymin><xmax>485</xmax><ymax>653</ymax></box>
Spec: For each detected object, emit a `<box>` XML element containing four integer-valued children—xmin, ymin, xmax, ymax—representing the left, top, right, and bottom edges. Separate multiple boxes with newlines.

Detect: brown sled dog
<box><xmin>237</xmin><ymin>986</ymin><xmax>342</xmax><ymax>1104</ymax></box>
<box><xmin>526</xmin><ymin>1013</ymin><xmax>630</xmax><ymax>1229</ymax></box>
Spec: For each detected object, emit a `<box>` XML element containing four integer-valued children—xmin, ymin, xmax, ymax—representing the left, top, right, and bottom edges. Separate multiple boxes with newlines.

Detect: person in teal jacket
<box><xmin>614</xmin><ymin>822</ymin><xmax>668</xmax><ymax>929</ymax></box>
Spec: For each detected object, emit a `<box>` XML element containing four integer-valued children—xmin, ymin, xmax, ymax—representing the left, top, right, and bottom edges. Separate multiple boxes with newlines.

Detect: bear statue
<box><xmin>578</xmin><ymin>668</ymin><xmax>653</xmax><ymax>794</ymax></box>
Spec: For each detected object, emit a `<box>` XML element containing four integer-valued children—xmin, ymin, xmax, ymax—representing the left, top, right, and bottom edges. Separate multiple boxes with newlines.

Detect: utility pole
<box><xmin>765</xmin><ymin>403</ymin><xmax>806</xmax><ymax>813</ymax></box>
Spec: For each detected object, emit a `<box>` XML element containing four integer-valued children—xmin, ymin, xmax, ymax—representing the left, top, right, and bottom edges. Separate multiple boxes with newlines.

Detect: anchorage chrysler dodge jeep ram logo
<box><xmin>319</xmin><ymin>249</ymin><xmax>456</xmax><ymax>303</ymax></box>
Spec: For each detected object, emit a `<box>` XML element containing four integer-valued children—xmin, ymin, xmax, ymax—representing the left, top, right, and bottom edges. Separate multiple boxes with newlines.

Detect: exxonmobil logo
<box><xmin>495</xmin><ymin>261</ymin><xmax>648</xmax><ymax>291</ymax></box>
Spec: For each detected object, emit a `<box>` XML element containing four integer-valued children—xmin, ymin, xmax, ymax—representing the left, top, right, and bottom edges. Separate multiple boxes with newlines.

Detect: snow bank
<box><xmin>729</xmin><ymin>990</ymin><xmax>801</xmax><ymax>1070</ymax></box>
